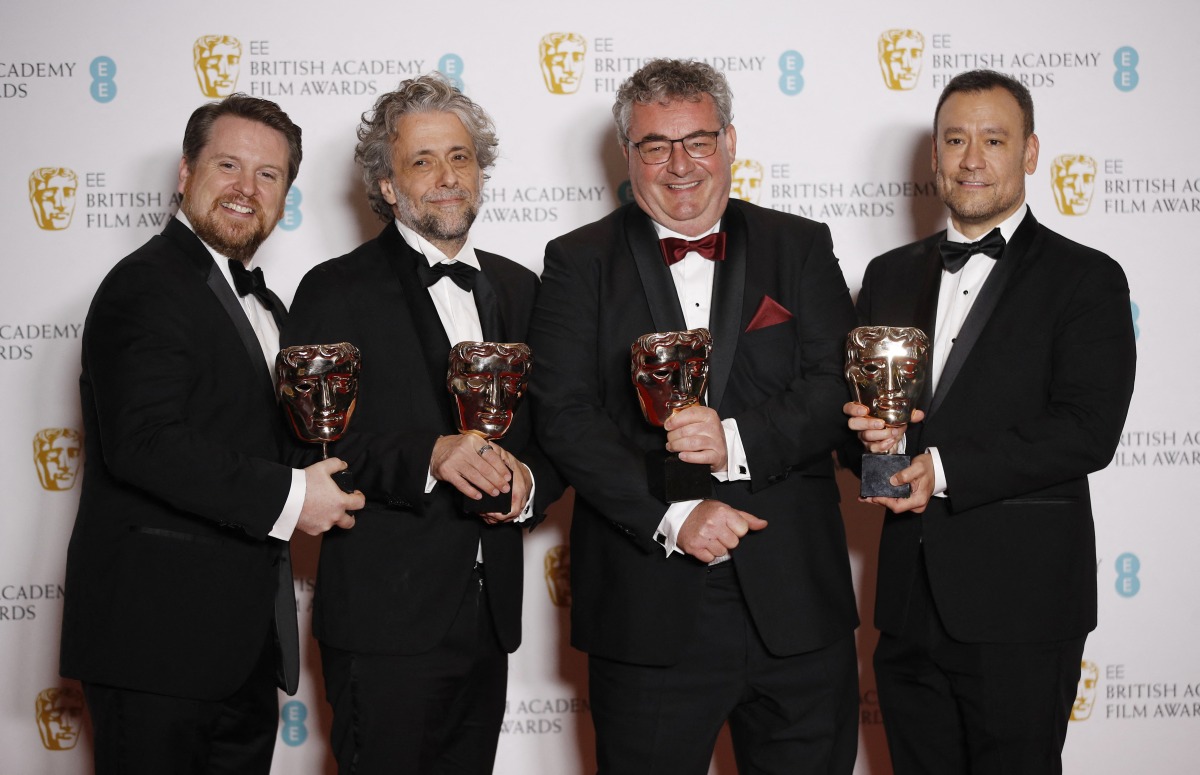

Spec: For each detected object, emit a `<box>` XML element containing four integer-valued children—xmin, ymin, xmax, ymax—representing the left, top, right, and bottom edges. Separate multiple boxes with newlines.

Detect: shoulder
<box><xmin>478</xmin><ymin>249</ymin><xmax>538</xmax><ymax>288</ymax></box>
<box><xmin>865</xmin><ymin>231</ymin><xmax>942</xmax><ymax>278</ymax></box>
<box><xmin>547</xmin><ymin>204</ymin><xmax>632</xmax><ymax>251</ymax></box>
<box><xmin>299</xmin><ymin>228</ymin><xmax>396</xmax><ymax>290</ymax></box>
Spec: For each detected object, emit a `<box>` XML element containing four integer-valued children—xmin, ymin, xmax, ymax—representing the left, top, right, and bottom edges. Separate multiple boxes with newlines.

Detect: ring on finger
<box><xmin>477</xmin><ymin>444</ymin><xmax>493</xmax><ymax>457</ymax></box>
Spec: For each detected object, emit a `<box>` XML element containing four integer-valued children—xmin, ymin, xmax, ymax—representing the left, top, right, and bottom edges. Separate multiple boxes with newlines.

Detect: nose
<box><xmin>232</xmin><ymin>167</ymin><xmax>258</xmax><ymax>197</ymax></box>
<box><xmin>959</xmin><ymin>139</ymin><xmax>984</xmax><ymax>170</ymax></box>
<box><xmin>484</xmin><ymin>376</ymin><xmax>501</xmax><ymax>411</ymax></box>
<box><xmin>884</xmin><ymin>365</ymin><xmax>901</xmax><ymax>393</ymax></box>
<box><xmin>666</xmin><ymin>140</ymin><xmax>698</xmax><ymax>176</ymax></box>
<box><xmin>316</xmin><ymin>377</ymin><xmax>334</xmax><ymax>411</ymax></box>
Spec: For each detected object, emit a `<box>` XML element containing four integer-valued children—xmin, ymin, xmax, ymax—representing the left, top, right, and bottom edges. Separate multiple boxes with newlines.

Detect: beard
<box><xmin>182</xmin><ymin>185</ymin><xmax>276</xmax><ymax>264</ymax></box>
<box><xmin>393</xmin><ymin>187</ymin><xmax>478</xmax><ymax>245</ymax></box>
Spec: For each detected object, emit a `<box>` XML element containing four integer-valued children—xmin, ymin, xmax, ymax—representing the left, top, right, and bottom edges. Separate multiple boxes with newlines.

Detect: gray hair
<box><xmin>612</xmin><ymin>59</ymin><xmax>734</xmax><ymax>145</ymax></box>
<box><xmin>355</xmin><ymin>73</ymin><xmax>499</xmax><ymax>222</ymax></box>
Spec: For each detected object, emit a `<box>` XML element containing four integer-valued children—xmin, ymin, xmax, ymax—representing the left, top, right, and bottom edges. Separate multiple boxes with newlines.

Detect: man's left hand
<box><xmin>665</xmin><ymin>405</ymin><xmax>727</xmax><ymax>473</ymax></box>
<box><xmin>863</xmin><ymin>452</ymin><xmax>934</xmax><ymax>514</ymax></box>
<box><xmin>480</xmin><ymin>447</ymin><xmax>531</xmax><ymax>525</ymax></box>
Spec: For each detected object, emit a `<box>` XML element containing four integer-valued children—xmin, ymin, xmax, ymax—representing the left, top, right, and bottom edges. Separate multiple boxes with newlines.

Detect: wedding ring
<box><xmin>477</xmin><ymin>444</ymin><xmax>493</xmax><ymax>457</ymax></box>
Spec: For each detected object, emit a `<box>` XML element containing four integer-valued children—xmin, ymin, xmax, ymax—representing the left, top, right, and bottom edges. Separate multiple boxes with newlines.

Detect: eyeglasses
<box><xmin>630</xmin><ymin>128</ymin><xmax>724</xmax><ymax>165</ymax></box>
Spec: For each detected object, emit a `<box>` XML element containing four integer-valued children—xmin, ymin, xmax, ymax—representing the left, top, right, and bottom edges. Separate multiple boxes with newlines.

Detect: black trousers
<box><xmin>84</xmin><ymin>632</ymin><xmax>279</xmax><ymax>775</ymax></box>
<box><xmin>589</xmin><ymin>562</ymin><xmax>859</xmax><ymax>775</ymax></box>
<box><xmin>320</xmin><ymin>564</ymin><xmax>507</xmax><ymax>775</ymax></box>
<box><xmin>874</xmin><ymin>548</ymin><xmax>1086</xmax><ymax>775</ymax></box>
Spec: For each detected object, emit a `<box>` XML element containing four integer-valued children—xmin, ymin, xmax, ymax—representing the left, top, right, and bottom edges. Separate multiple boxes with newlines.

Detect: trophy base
<box><xmin>646</xmin><ymin>449</ymin><xmax>713</xmax><ymax>504</ymax></box>
<box><xmin>861</xmin><ymin>453</ymin><xmax>911</xmax><ymax>498</ymax></box>
<box><xmin>465</xmin><ymin>490</ymin><xmax>513</xmax><ymax>515</ymax></box>
<box><xmin>331</xmin><ymin>468</ymin><xmax>356</xmax><ymax>494</ymax></box>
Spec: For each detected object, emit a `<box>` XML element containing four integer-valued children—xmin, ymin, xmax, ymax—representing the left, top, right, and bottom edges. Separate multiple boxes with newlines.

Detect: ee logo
<box><xmin>90</xmin><ymin>56</ymin><xmax>117</xmax><ymax>103</ymax></box>
<box><xmin>280</xmin><ymin>187</ymin><xmax>302</xmax><ymax>231</ymax></box>
<box><xmin>439</xmin><ymin>54</ymin><xmax>464</xmax><ymax>91</ymax></box>
<box><xmin>1130</xmin><ymin>300</ymin><xmax>1140</xmax><ymax>340</ymax></box>
<box><xmin>1114</xmin><ymin>47</ymin><xmax>1138</xmax><ymax>92</ymax></box>
<box><xmin>779</xmin><ymin>50</ymin><xmax>804</xmax><ymax>95</ymax></box>
<box><xmin>280</xmin><ymin>701</ymin><xmax>308</xmax><ymax>746</ymax></box>
<box><xmin>1115</xmin><ymin>552</ymin><xmax>1140</xmax><ymax>597</ymax></box>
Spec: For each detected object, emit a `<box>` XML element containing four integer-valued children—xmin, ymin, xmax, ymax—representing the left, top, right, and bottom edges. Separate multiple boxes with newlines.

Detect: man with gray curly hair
<box><xmin>532</xmin><ymin>58</ymin><xmax>859</xmax><ymax>774</ymax></box>
<box><xmin>283</xmin><ymin>73</ymin><xmax>561</xmax><ymax>774</ymax></box>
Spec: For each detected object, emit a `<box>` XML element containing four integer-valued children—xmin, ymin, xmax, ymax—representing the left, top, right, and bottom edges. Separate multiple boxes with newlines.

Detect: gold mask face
<box><xmin>193</xmin><ymin>35</ymin><xmax>242</xmax><ymax>97</ymax></box>
<box><xmin>1052</xmin><ymin>154</ymin><xmax>1097</xmax><ymax>216</ymax></box>
<box><xmin>447</xmin><ymin>342</ymin><xmax>532</xmax><ymax>440</ymax></box>
<box><xmin>877</xmin><ymin>29</ymin><xmax>924</xmax><ymax>91</ymax></box>
<box><xmin>631</xmin><ymin>329</ymin><xmax>713</xmax><ymax>428</ymax></box>
<box><xmin>845</xmin><ymin>326</ymin><xmax>930</xmax><ymax>427</ymax></box>
<box><xmin>33</xmin><ymin>428</ymin><xmax>82</xmax><ymax>491</ymax></box>
<box><xmin>28</xmin><ymin>168</ymin><xmax>77</xmax><ymax>230</ymax></box>
<box><xmin>539</xmin><ymin>32</ymin><xmax>587</xmax><ymax>94</ymax></box>
<box><xmin>277</xmin><ymin>343</ymin><xmax>361</xmax><ymax>453</ymax></box>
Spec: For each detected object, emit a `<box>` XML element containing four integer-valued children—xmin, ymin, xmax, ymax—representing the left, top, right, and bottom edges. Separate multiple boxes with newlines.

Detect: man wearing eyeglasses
<box><xmin>530</xmin><ymin>58</ymin><xmax>860</xmax><ymax>774</ymax></box>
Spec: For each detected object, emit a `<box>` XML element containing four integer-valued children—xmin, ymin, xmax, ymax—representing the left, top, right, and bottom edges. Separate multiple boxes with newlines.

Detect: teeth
<box><xmin>222</xmin><ymin>202</ymin><xmax>253</xmax><ymax>214</ymax></box>
<box><xmin>668</xmin><ymin>182</ymin><xmax>700</xmax><ymax>190</ymax></box>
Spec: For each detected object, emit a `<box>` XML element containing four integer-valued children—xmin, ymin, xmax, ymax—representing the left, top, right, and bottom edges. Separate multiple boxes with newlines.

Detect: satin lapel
<box><xmin>383</xmin><ymin>229</ymin><xmax>456</xmax><ymax>427</ymax></box>
<box><xmin>706</xmin><ymin>205</ymin><xmax>746</xmax><ymax>413</ymax></box>
<box><xmin>626</xmin><ymin>207</ymin><xmax>687</xmax><ymax>334</ymax></box>
<box><xmin>473</xmin><ymin>265</ymin><xmax>506</xmax><ymax>342</ymax></box>
<box><xmin>927</xmin><ymin>211</ymin><xmax>1037</xmax><ymax>418</ymax></box>
<box><xmin>913</xmin><ymin>238</ymin><xmax>944</xmax><ymax>415</ymax></box>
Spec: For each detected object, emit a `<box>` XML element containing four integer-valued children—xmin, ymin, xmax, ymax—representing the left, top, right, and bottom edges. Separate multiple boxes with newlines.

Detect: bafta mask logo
<box><xmin>34</xmin><ymin>428</ymin><xmax>82</xmax><ymax>491</ymax></box>
<box><xmin>1051</xmin><ymin>154</ymin><xmax>1098</xmax><ymax>216</ymax></box>
<box><xmin>631</xmin><ymin>329</ymin><xmax>712</xmax><ymax>428</ymax></box>
<box><xmin>877</xmin><ymin>29</ymin><xmax>925</xmax><ymax>91</ymax></box>
<box><xmin>730</xmin><ymin>159</ymin><xmax>764</xmax><ymax>204</ymax></box>
<box><xmin>193</xmin><ymin>35</ymin><xmax>242</xmax><ymax>97</ymax></box>
<box><xmin>539</xmin><ymin>32</ymin><xmax>587</xmax><ymax>94</ymax></box>
<box><xmin>28</xmin><ymin>168</ymin><xmax>78</xmax><ymax>231</ymax></box>
<box><xmin>447</xmin><ymin>342</ymin><xmax>532</xmax><ymax>440</ymax></box>
<box><xmin>277</xmin><ymin>343</ymin><xmax>361</xmax><ymax>452</ymax></box>
<box><xmin>1071</xmin><ymin>660</ymin><xmax>1099</xmax><ymax>721</ymax></box>
<box><xmin>35</xmin><ymin>687</ymin><xmax>84</xmax><ymax>751</ymax></box>
<box><xmin>544</xmin><ymin>545</ymin><xmax>571</xmax><ymax>607</ymax></box>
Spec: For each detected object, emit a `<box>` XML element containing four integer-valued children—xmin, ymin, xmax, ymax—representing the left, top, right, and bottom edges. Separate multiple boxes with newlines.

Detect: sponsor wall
<box><xmin>2</xmin><ymin>0</ymin><xmax>1196</xmax><ymax>772</ymax></box>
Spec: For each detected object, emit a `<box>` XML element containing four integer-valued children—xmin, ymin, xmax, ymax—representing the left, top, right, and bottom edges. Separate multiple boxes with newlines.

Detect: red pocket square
<box><xmin>746</xmin><ymin>295</ymin><xmax>793</xmax><ymax>332</ymax></box>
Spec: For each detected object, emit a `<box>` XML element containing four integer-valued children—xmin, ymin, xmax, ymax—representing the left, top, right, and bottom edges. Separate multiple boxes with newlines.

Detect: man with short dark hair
<box><xmin>845</xmin><ymin>69</ymin><xmax>1136</xmax><ymax>774</ymax></box>
<box><xmin>62</xmin><ymin>93</ymin><xmax>364</xmax><ymax>775</ymax></box>
<box><xmin>284</xmin><ymin>73</ymin><xmax>560</xmax><ymax>775</ymax></box>
<box><xmin>531</xmin><ymin>58</ymin><xmax>860</xmax><ymax>774</ymax></box>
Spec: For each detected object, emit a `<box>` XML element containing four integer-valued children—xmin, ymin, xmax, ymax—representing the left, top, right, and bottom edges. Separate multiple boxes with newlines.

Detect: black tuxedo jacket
<box><xmin>61</xmin><ymin>218</ymin><xmax>297</xmax><ymax>701</ymax></box>
<box><xmin>855</xmin><ymin>209</ymin><xmax>1136</xmax><ymax>643</ymax></box>
<box><xmin>529</xmin><ymin>200</ymin><xmax>859</xmax><ymax>666</ymax></box>
<box><xmin>283</xmin><ymin>224</ymin><xmax>560</xmax><ymax>655</ymax></box>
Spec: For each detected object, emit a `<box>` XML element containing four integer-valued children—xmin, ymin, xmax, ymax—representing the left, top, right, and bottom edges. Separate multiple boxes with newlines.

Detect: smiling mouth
<box><xmin>667</xmin><ymin>181</ymin><xmax>701</xmax><ymax>191</ymax></box>
<box><xmin>221</xmin><ymin>201</ymin><xmax>254</xmax><ymax>215</ymax></box>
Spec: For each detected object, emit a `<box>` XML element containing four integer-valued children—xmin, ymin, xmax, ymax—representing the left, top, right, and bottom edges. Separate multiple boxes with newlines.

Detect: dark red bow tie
<box><xmin>659</xmin><ymin>232</ymin><xmax>727</xmax><ymax>266</ymax></box>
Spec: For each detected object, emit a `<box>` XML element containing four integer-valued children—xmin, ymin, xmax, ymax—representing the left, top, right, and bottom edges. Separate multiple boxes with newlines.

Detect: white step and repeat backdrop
<box><xmin>3</xmin><ymin>0</ymin><xmax>1196</xmax><ymax>772</ymax></box>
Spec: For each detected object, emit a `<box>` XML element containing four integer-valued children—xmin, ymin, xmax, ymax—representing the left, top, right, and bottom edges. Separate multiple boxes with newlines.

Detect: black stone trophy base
<box><xmin>331</xmin><ymin>468</ymin><xmax>356</xmax><ymax>494</ymax></box>
<box><xmin>465</xmin><ymin>490</ymin><xmax>513</xmax><ymax>515</ymax></box>
<box><xmin>860</xmin><ymin>453</ymin><xmax>911</xmax><ymax>498</ymax></box>
<box><xmin>646</xmin><ymin>449</ymin><xmax>713</xmax><ymax>504</ymax></box>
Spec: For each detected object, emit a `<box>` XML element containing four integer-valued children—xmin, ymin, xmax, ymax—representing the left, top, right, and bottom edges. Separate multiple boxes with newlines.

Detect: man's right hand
<box><xmin>844</xmin><ymin>402</ymin><xmax>924</xmax><ymax>454</ymax></box>
<box><xmin>297</xmin><ymin>457</ymin><xmax>364</xmax><ymax>536</ymax></box>
<box><xmin>430</xmin><ymin>433</ymin><xmax>513</xmax><ymax>501</ymax></box>
<box><xmin>676</xmin><ymin>500</ymin><xmax>768</xmax><ymax>564</ymax></box>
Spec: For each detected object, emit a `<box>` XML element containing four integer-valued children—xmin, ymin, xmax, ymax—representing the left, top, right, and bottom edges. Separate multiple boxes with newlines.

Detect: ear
<box><xmin>177</xmin><ymin>156</ymin><xmax>190</xmax><ymax>195</ymax></box>
<box><xmin>1024</xmin><ymin>133</ymin><xmax>1040</xmax><ymax>175</ymax></box>
<box><xmin>378</xmin><ymin>178</ymin><xmax>398</xmax><ymax>206</ymax></box>
<box><xmin>929</xmin><ymin>135</ymin><xmax>939</xmax><ymax>176</ymax></box>
<box><xmin>724</xmin><ymin>124</ymin><xmax>738</xmax><ymax>160</ymax></box>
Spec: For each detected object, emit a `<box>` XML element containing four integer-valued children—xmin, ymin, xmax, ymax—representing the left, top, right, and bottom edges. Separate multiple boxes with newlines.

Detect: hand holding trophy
<box><xmin>446</xmin><ymin>341</ymin><xmax>532</xmax><ymax>514</ymax></box>
<box><xmin>845</xmin><ymin>326</ymin><xmax>929</xmax><ymax>498</ymax></box>
<box><xmin>631</xmin><ymin>328</ymin><xmax>715</xmax><ymax>503</ymax></box>
<box><xmin>277</xmin><ymin>342</ymin><xmax>361</xmax><ymax>493</ymax></box>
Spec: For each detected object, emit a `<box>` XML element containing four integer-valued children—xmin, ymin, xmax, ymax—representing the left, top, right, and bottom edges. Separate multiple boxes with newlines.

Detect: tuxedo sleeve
<box><xmin>937</xmin><ymin>255</ymin><xmax>1135</xmax><ymax>510</ymax></box>
<box><xmin>529</xmin><ymin>239</ymin><xmax>670</xmax><ymax>549</ymax></box>
<box><xmin>730</xmin><ymin>223</ymin><xmax>858</xmax><ymax>489</ymax></box>
<box><xmin>83</xmin><ymin>260</ymin><xmax>291</xmax><ymax>539</ymax></box>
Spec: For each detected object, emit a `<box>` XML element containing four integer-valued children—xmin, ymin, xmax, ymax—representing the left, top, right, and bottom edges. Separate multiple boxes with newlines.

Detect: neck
<box><xmin>951</xmin><ymin>198</ymin><xmax>1025</xmax><ymax>240</ymax></box>
<box><xmin>430</xmin><ymin>236</ymin><xmax>467</xmax><ymax>259</ymax></box>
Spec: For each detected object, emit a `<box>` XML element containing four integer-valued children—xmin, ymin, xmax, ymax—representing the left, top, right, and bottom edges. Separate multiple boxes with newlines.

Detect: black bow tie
<box><xmin>938</xmin><ymin>228</ymin><xmax>1006</xmax><ymax>274</ymax></box>
<box><xmin>417</xmin><ymin>259</ymin><xmax>478</xmax><ymax>292</ymax></box>
<box><xmin>659</xmin><ymin>232</ymin><xmax>727</xmax><ymax>266</ymax></box>
<box><xmin>228</xmin><ymin>259</ymin><xmax>274</xmax><ymax>307</ymax></box>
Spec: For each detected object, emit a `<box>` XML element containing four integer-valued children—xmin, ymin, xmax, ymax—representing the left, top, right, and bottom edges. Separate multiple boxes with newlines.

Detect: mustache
<box><xmin>423</xmin><ymin>188</ymin><xmax>472</xmax><ymax>204</ymax></box>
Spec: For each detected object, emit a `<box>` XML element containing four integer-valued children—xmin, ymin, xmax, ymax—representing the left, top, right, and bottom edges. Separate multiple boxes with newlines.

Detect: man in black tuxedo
<box><xmin>61</xmin><ymin>94</ymin><xmax>364</xmax><ymax>775</ymax></box>
<box><xmin>529</xmin><ymin>59</ymin><xmax>860</xmax><ymax>775</ymax></box>
<box><xmin>845</xmin><ymin>70</ymin><xmax>1136</xmax><ymax>774</ymax></box>
<box><xmin>283</xmin><ymin>74</ymin><xmax>561</xmax><ymax>775</ymax></box>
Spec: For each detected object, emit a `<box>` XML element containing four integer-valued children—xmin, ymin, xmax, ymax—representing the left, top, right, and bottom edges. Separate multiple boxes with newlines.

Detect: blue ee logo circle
<box><xmin>1113</xmin><ymin>47</ymin><xmax>1138</xmax><ymax>92</ymax></box>
<box><xmin>90</xmin><ymin>56</ymin><xmax>117</xmax><ymax>103</ymax></box>
<box><xmin>280</xmin><ymin>700</ymin><xmax>308</xmax><ymax>746</ymax></box>
<box><xmin>279</xmin><ymin>187</ymin><xmax>302</xmax><ymax>231</ymax></box>
<box><xmin>1115</xmin><ymin>552</ymin><xmax>1140</xmax><ymax>597</ymax></box>
<box><xmin>778</xmin><ymin>51</ymin><xmax>804</xmax><ymax>95</ymax></box>
<box><xmin>439</xmin><ymin>54</ymin><xmax>464</xmax><ymax>91</ymax></box>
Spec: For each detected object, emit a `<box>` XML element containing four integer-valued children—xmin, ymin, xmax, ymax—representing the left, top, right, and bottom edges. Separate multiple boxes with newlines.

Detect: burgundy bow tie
<box><xmin>659</xmin><ymin>232</ymin><xmax>727</xmax><ymax>266</ymax></box>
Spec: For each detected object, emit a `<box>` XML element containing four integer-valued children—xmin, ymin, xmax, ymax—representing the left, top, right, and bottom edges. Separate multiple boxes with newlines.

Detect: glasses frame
<box><xmin>629</xmin><ymin>127</ymin><xmax>725</xmax><ymax>165</ymax></box>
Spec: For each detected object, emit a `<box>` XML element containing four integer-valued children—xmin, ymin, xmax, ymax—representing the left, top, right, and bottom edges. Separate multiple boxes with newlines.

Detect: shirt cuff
<box><xmin>712</xmin><ymin>417</ymin><xmax>750</xmax><ymax>482</ymax></box>
<box><xmin>514</xmin><ymin>462</ymin><xmax>536</xmax><ymax>523</ymax></box>
<box><xmin>927</xmin><ymin>445</ymin><xmax>949</xmax><ymax>497</ymax></box>
<box><xmin>653</xmin><ymin>500</ymin><xmax>701</xmax><ymax>556</ymax></box>
<box><xmin>269</xmin><ymin>468</ymin><xmax>306</xmax><ymax>540</ymax></box>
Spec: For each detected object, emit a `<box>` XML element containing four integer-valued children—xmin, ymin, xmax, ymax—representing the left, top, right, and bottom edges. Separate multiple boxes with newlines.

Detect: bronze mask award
<box><xmin>277</xmin><ymin>342</ymin><xmax>361</xmax><ymax>493</ymax></box>
<box><xmin>632</xmin><ymin>329</ymin><xmax>714</xmax><ymax>503</ymax></box>
<box><xmin>447</xmin><ymin>341</ymin><xmax>532</xmax><ymax>514</ymax></box>
<box><xmin>845</xmin><ymin>326</ymin><xmax>930</xmax><ymax>498</ymax></box>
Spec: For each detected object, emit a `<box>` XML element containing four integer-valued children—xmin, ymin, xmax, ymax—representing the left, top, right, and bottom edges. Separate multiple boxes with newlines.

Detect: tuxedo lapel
<box><xmin>161</xmin><ymin>220</ymin><xmax>276</xmax><ymax>393</ymax></box>
<box><xmin>625</xmin><ymin>207</ymin><xmax>687</xmax><ymax>334</ymax></box>
<box><xmin>927</xmin><ymin>210</ymin><xmax>1037</xmax><ymax>418</ymax></box>
<box><xmin>473</xmin><ymin>267</ymin><xmax>506</xmax><ymax>342</ymax></box>
<box><xmin>913</xmin><ymin>239</ymin><xmax>944</xmax><ymax>415</ymax></box>
<box><xmin>382</xmin><ymin>228</ymin><xmax>457</xmax><ymax>427</ymax></box>
<box><xmin>706</xmin><ymin>205</ymin><xmax>746</xmax><ymax>413</ymax></box>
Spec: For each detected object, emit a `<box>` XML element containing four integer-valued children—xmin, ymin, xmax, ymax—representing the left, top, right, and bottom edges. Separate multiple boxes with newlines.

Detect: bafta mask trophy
<box><xmin>277</xmin><ymin>342</ymin><xmax>361</xmax><ymax>493</ymax></box>
<box><xmin>446</xmin><ymin>341</ymin><xmax>532</xmax><ymax>514</ymax></box>
<box><xmin>845</xmin><ymin>326</ymin><xmax>930</xmax><ymax>498</ymax></box>
<box><xmin>632</xmin><ymin>329</ymin><xmax>714</xmax><ymax>503</ymax></box>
